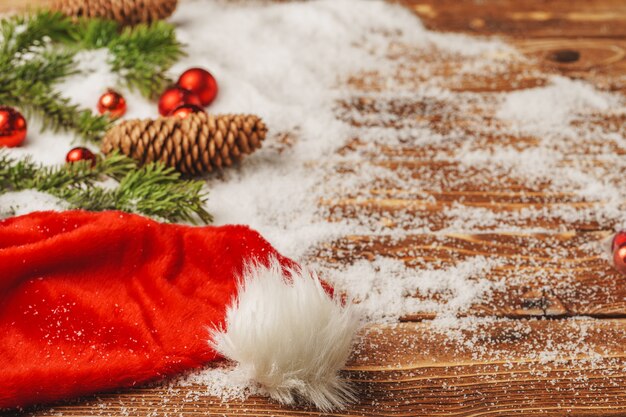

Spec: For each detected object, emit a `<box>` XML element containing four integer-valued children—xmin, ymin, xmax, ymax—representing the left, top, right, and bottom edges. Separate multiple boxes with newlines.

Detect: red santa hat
<box><xmin>0</xmin><ymin>210</ymin><xmax>359</xmax><ymax>412</ymax></box>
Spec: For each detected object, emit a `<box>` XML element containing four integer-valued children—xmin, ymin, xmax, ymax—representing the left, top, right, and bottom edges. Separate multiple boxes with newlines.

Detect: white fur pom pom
<box><xmin>209</xmin><ymin>259</ymin><xmax>360</xmax><ymax>411</ymax></box>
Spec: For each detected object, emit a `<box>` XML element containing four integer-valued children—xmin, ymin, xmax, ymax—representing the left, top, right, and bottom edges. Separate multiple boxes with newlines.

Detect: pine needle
<box><xmin>0</xmin><ymin>12</ymin><xmax>209</xmax><ymax>223</ymax></box>
<box><xmin>0</xmin><ymin>11</ymin><xmax>185</xmax><ymax>141</ymax></box>
<box><xmin>0</xmin><ymin>152</ymin><xmax>212</xmax><ymax>224</ymax></box>
<box><xmin>0</xmin><ymin>12</ymin><xmax>110</xmax><ymax>142</ymax></box>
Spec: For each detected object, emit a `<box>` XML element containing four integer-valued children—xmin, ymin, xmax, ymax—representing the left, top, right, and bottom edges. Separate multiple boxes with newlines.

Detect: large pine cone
<box><xmin>52</xmin><ymin>0</ymin><xmax>178</xmax><ymax>25</ymax></box>
<box><xmin>101</xmin><ymin>113</ymin><xmax>268</xmax><ymax>175</ymax></box>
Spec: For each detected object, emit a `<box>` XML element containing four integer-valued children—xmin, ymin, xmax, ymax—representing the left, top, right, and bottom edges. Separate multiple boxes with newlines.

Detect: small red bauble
<box><xmin>97</xmin><ymin>89</ymin><xmax>127</xmax><ymax>118</ymax></box>
<box><xmin>66</xmin><ymin>147</ymin><xmax>97</xmax><ymax>167</ymax></box>
<box><xmin>614</xmin><ymin>245</ymin><xmax>626</xmax><ymax>275</ymax></box>
<box><xmin>171</xmin><ymin>104</ymin><xmax>206</xmax><ymax>119</ymax></box>
<box><xmin>0</xmin><ymin>106</ymin><xmax>27</xmax><ymax>147</ymax></box>
<box><xmin>158</xmin><ymin>86</ymin><xmax>202</xmax><ymax>116</ymax></box>
<box><xmin>611</xmin><ymin>231</ymin><xmax>626</xmax><ymax>253</ymax></box>
<box><xmin>177</xmin><ymin>68</ymin><xmax>218</xmax><ymax>106</ymax></box>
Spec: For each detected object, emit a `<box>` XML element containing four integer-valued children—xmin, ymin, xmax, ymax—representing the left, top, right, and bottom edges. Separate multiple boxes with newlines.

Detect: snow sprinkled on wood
<box><xmin>5</xmin><ymin>0</ymin><xmax>626</xmax><ymax>410</ymax></box>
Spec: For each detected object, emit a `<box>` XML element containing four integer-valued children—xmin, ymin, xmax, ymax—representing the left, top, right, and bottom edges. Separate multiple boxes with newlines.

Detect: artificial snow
<box><xmin>2</xmin><ymin>0</ymin><xmax>626</xmax><ymax>408</ymax></box>
<box><xmin>0</xmin><ymin>190</ymin><xmax>67</xmax><ymax>218</ymax></box>
<box><xmin>497</xmin><ymin>76</ymin><xmax>618</xmax><ymax>131</ymax></box>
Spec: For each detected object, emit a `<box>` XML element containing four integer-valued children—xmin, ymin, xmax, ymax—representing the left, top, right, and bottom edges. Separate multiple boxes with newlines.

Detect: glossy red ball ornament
<box><xmin>158</xmin><ymin>86</ymin><xmax>202</xmax><ymax>116</ymax></box>
<box><xmin>66</xmin><ymin>147</ymin><xmax>97</xmax><ymax>167</ymax></box>
<box><xmin>611</xmin><ymin>231</ymin><xmax>626</xmax><ymax>253</ymax></box>
<box><xmin>171</xmin><ymin>104</ymin><xmax>206</xmax><ymax>119</ymax></box>
<box><xmin>97</xmin><ymin>89</ymin><xmax>127</xmax><ymax>118</ymax></box>
<box><xmin>177</xmin><ymin>68</ymin><xmax>218</xmax><ymax>106</ymax></box>
<box><xmin>0</xmin><ymin>106</ymin><xmax>27</xmax><ymax>147</ymax></box>
<box><xmin>613</xmin><ymin>244</ymin><xmax>626</xmax><ymax>275</ymax></box>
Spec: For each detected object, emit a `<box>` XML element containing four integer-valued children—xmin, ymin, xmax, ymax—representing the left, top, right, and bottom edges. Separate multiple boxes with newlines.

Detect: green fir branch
<box><xmin>0</xmin><ymin>12</ymin><xmax>210</xmax><ymax>223</ymax></box>
<box><xmin>70</xmin><ymin>18</ymin><xmax>119</xmax><ymax>49</ymax></box>
<box><xmin>68</xmin><ymin>17</ymin><xmax>185</xmax><ymax>98</ymax></box>
<box><xmin>0</xmin><ymin>11</ymin><xmax>75</xmax><ymax>60</ymax></box>
<box><xmin>0</xmin><ymin>12</ymin><xmax>110</xmax><ymax>142</ymax></box>
<box><xmin>116</xmin><ymin>163</ymin><xmax>213</xmax><ymax>224</ymax></box>
<box><xmin>0</xmin><ymin>11</ymin><xmax>185</xmax><ymax>141</ymax></box>
<box><xmin>106</xmin><ymin>21</ymin><xmax>185</xmax><ymax>98</ymax></box>
<box><xmin>0</xmin><ymin>152</ymin><xmax>212</xmax><ymax>224</ymax></box>
<box><xmin>1</xmin><ymin>79</ymin><xmax>111</xmax><ymax>139</ymax></box>
<box><xmin>13</xmin><ymin>49</ymin><xmax>76</xmax><ymax>85</ymax></box>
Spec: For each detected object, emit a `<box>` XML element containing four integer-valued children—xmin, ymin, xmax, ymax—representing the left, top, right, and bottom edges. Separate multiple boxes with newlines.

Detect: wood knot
<box><xmin>547</xmin><ymin>49</ymin><xmax>580</xmax><ymax>63</ymax></box>
<box><xmin>518</xmin><ymin>289</ymin><xmax>547</xmax><ymax>316</ymax></box>
<box><xmin>517</xmin><ymin>289</ymin><xmax>568</xmax><ymax>316</ymax></box>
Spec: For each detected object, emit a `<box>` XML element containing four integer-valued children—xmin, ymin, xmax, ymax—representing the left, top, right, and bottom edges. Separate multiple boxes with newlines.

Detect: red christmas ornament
<box><xmin>171</xmin><ymin>103</ymin><xmax>206</xmax><ymax>119</ymax></box>
<box><xmin>614</xmin><ymin>244</ymin><xmax>626</xmax><ymax>275</ymax></box>
<box><xmin>611</xmin><ymin>231</ymin><xmax>626</xmax><ymax>253</ymax></box>
<box><xmin>158</xmin><ymin>86</ymin><xmax>202</xmax><ymax>116</ymax></box>
<box><xmin>0</xmin><ymin>106</ymin><xmax>27</xmax><ymax>147</ymax></box>
<box><xmin>177</xmin><ymin>67</ymin><xmax>218</xmax><ymax>106</ymax></box>
<box><xmin>66</xmin><ymin>147</ymin><xmax>97</xmax><ymax>167</ymax></box>
<box><xmin>97</xmin><ymin>89</ymin><xmax>127</xmax><ymax>118</ymax></box>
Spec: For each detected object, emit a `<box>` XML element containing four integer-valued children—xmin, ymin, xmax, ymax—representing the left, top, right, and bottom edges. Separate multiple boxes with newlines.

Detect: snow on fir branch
<box><xmin>0</xmin><ymin>151</ymin><xmax>212</xmax><ymax>224</ymax></box>
<box><xmin>80</xmin><ymin>19</ymin><xmax>186</xmax><ymax>99</ymax></box>
<box><xmin>0</xmin><ymin>11</ymin><xmax>185</xmax><ymax>142</ymax></box>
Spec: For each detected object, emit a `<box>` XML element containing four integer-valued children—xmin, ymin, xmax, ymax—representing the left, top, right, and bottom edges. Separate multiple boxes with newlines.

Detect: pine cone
<box><xmin>51</xmin><ymin>0</ymin><xmax>178</xmax><ymax>26</ymax></box>
<box><xmin>101</xmin><ymin>113</ymin><xmax>268</xmax><ymax>175</ymax></box>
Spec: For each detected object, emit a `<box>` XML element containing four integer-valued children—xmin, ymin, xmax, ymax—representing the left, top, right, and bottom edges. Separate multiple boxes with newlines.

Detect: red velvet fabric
<box><xmin>0</xmin><ymin>210</ymin><xmax>294</xmax><ymax>411</ymax></box>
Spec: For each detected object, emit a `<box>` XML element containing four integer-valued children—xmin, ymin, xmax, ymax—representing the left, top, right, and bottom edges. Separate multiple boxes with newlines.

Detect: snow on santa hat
<box><xmin>0</xmin><ymin>210</ymin><xmax>359</xmax><ymax>412</ymax></box>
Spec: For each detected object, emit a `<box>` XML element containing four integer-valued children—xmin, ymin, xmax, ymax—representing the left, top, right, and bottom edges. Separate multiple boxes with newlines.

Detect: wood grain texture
<box><xmin>403</xmin><ymin>0</ymin><xmax>626</xmax><ymax>93</ymax></box>
<box><xmin>315</xmin><ymin>232</ymin><xmax>626</xmax><ymax>320</ymax></box>
<box><xmin>403</xmin><ymin>0</ymin><xmax>626</xmax><ymax>38</ymax></box>
<box><xmin>5</xmin><ymin>0</ymin><xmax>626</xmax><ymax>416</ymax></box>
<box><xmin>17</xmin><ymin>319</ymin><xmax>626</xmax><ymax>417</ymax></box>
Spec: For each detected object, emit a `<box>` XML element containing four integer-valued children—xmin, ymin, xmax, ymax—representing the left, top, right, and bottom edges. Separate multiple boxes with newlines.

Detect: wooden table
<box><xmin>5</xmin><ymin>0</ymin><xmax>626</xmax><ymax>416</ymax></box>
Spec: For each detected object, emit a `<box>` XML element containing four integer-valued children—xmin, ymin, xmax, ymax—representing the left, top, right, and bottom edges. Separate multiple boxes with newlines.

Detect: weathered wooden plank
<box><xmin>20</xmin><ymin>319</ymin><xmax>626</xmax><ymax>417</ymax></box>
<box><xmin>512</xmin><ymin>38</ymin><xmax>626</xmax><ymax>93</ymax></box>
<box><xmin>333</xmin><ymin>85</ymin><xmax>626</xmax><ymax>232</ymax></box>
<box><xmin>324</xmin><ymin>203</ymin><xmax>610</xmax><ymax>233</ymax></box>
<box><xmin>321</xmin><ymin>168</ymin><xmax>618</xmax><ymax>232</ymax></box>
<box><xmin>403</xmin><ymin>0</ymin><xmax>626</xmax><ymax>38</ymax></box>
<box><xmin>399</xmin><ymin>1</ymin><xmax>626</xmax><ymax>93</ymax></box>
<box><xmin>337</xmin><ymin>96</ymin><xmax>626</xmax><ymax>155</ymax></box>
<box><xmin>515</xmin><ymin>39</ymin><xmax>626</xmax><ymax>72</ymax></box>
<box><xmin>313</xmin><ymin>231</ymin><xmax>626</xmax><ymax>320</ymax></box>
<box><xmin>346</xmin><ymin>52</ymin><xmax>549</xmax><ymax>93</ymax></box>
